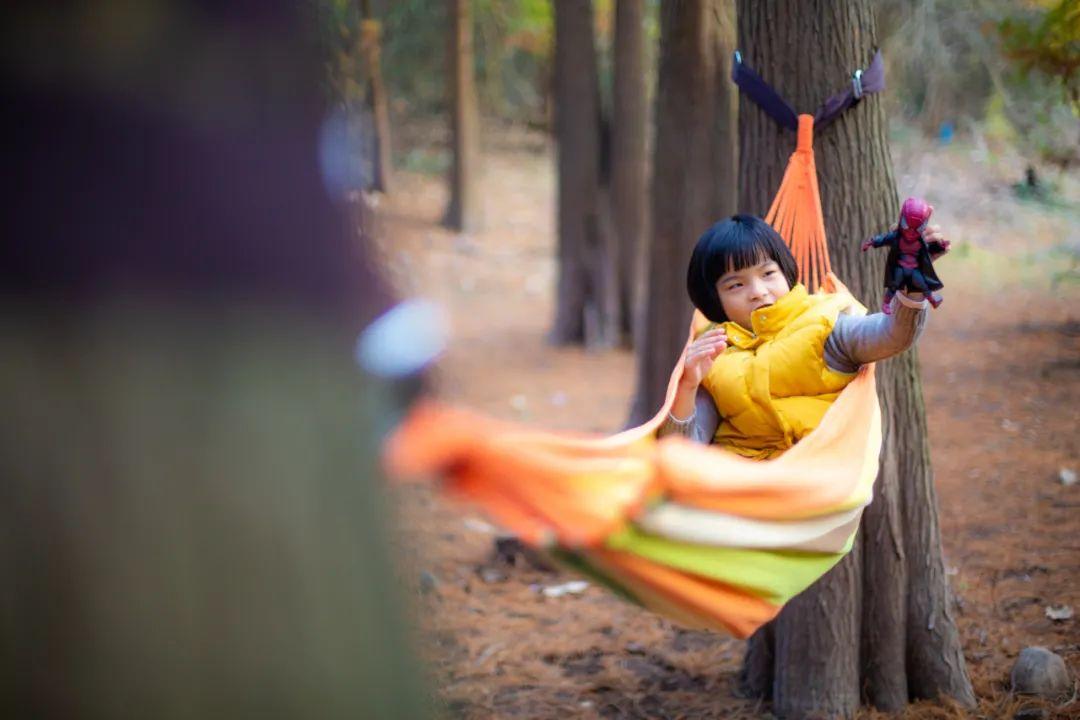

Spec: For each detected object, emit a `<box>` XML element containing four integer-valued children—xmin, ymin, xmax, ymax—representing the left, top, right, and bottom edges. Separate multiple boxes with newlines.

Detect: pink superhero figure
<box><xmin>861</xmin><ymin>197</ymin><xmax>950</xmax><ymax>314</ymax></box>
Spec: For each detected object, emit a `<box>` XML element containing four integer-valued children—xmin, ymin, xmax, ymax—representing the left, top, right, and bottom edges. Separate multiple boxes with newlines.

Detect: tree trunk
<box><xmin>551</xmin><ymin>0</ymin><xmax>619</xmax><ymax>347</ymax></box>
<box><xmin>359</xmin><ymin>10</ymin><xmax>394</xmax><ymax>194</ymax></box>
<box><xmin>710</xmin><ymin>0</ymin><xmax>738</xmax><ymax>220</ymax></box>
<box><xmin>628</xmin><ymin>0</ymin><xmax>721</xmax><ymax>425</ymax></box>
<box><xmin>444</xmin><ymin>0</ymin><xmax>482</xmax><ymax>232</ymax></box>
<box><xmin>735</xmin><ymin>2</ymin><xmax>975</xmax><ymax>717</ymax></box>
<box><xmin>611</xmin><ymin>0</ymin><xmax>649</xmax><ymax>346</ymax></box>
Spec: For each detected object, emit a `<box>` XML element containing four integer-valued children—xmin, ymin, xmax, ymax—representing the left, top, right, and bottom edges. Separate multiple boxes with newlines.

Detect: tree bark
<box><xmin>735</xmin><ymin>2</ymin><xmax>975</xmax><ymax>717</ymax></box>
<box><xmin>710</xmin><ymin>0</ymin><xmax>738</xmax><ymax>220</ymax></box>
<box><xmin>551</xmin><ymin>0</ymin><xmax>618</xmax><ymax>347</ymax></box>
<box><xmin>774</xmin><ymin>541</ymin><xmax>862</xmax><ymax>716</ymax></box>
<box><xmin>359</xmin><ymin>14</ymin><xmax>395</xmax><ymax>194</ymax></box>
<box><xmin>611</xmin><ymin>0</ymin><xmax>649</xmax><ymax>346</ymax></box>
<box><xmin>444</xmin><ymin>0</ymin><xmax>482</xmax><ymax>232</ymax></box>
<box><xmin>739</xmin><ymin>620</ymin><xmax>773</xmax><ymax>700</ymax></box>
<box><xmin>628</xmin><ymin>0</ymin><xmax>723</xmax><ymax>425</ymax></box>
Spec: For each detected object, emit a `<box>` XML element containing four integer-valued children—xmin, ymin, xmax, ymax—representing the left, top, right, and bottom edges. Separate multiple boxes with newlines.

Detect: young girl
<box><xmin>658</xmin><ymin>215</ymin><xmax>949</xmax><ymax>457</ymax></box>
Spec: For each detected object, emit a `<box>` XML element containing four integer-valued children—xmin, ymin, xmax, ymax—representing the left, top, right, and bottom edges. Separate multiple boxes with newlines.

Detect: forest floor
<box><xmin>376</xmin><ymin>124</ymin><xmax>1080</xmax><ymax>719</ymax></box>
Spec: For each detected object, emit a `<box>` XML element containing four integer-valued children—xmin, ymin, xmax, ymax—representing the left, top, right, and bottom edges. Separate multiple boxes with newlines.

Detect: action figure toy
<box><xmin>861</xmin><ymin>197</ymin><xmax>949</xmax><ymax>314</ymax></box>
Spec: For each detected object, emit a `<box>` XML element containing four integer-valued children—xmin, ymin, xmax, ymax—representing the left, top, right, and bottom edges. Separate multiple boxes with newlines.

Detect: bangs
<box><xmin>705</xmin><ymin>232</ymin><xmax>773</xmax><ymax>283</ymax></box>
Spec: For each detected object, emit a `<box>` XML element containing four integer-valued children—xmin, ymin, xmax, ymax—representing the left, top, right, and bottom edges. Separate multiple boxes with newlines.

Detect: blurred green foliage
<box><xmin>473</xmin><ymin>0</ymin><xmax>554</xmax><ymax>121</ymax></box>
<box><xmin>998</xmin><ymin>0</ymin><xmax>1079</xmax><ymax>111</ymax></box>
<box><xmin>1050</xmin><ymin>242</ymin><xmax>1080</xmax><ymax>287</ymax></box>
<box><xmin>878</xmin><ymin>0</ymin><xmax>1001</xmax><ymax>129</ymax></box>
<box><xmin>371</xmin><ymin>0</ymin><xmax>554</xmax><ymax>121</ymax></box>
<box><xmin>322</xmin><ymin>0</ymin><xmax>660</xmax><ymax>127</ymax></box>
<box><xmin>378</xmin><ymin>0</ymin><xmax>448</xmax><ymax>115</ymax></box>
<box><xmin>879</xmin><ymin>0</ymin><xmax>1078</xmax><ymax>169</ymax></box>
<box><xmin>319</xmin><ymin>0</ymin><xmax>365</xmax><ymax>107</ymax></box>
<box><xmin>994</xmin><ymin>0</ymin><xmax>1080</xmax><ymax>170</ymax></box>
<box><xmin>318</xmin><ymin>0</ymin><xmax>1076</xmax><ymax>174</ymax></box>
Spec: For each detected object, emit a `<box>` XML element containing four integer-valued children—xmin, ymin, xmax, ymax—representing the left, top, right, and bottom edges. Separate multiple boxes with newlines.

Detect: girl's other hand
<box><xmin>679</xmin><ymin>329</ymin><xmax>727</xmax><ymax>390</ymax></box>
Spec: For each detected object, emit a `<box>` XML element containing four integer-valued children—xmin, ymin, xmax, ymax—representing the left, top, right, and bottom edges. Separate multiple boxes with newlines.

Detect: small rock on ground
<box><xmin>419</xmin><ymin>570</ymin><xmax>440</xmax><ymax>596</ymax></box>
<box><xmin>1010</xmin><ymin>646</ymin><xmax>1072</xmax><ymax>700</ymax></box>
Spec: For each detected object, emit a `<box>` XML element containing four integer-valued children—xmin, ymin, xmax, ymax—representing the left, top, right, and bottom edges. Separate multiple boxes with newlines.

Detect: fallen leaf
<box><xmin>540</xmin><ymin>580</ymin><xmax>589</xmax><ymax>598</ymax></box>
<box><xmin>464</xmin><ymin>517</ymin><xmax>497</xmax><ymax>534</ymax></box>
<box><xmin>1045</xmin><ymin>605</ymin><xmax>1073</xmax><ymax>621</ymax></box>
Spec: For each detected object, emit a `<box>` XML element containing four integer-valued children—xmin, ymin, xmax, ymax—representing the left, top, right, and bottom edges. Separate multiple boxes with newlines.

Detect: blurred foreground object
<box><xmin>0</xmin><ymin>2</ymin><xmax>429</xmax><ymax>718</ymax></box>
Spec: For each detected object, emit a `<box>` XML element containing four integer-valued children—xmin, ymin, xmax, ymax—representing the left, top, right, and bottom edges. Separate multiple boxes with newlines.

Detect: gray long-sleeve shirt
<box><xmin>657</xmin><ymin>293</ymin><xmax>928</xmax><ymax>443</ymax></box>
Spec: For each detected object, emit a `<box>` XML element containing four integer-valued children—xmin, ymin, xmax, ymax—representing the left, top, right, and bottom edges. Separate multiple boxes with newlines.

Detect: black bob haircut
<box><xmin>686</xmin><ymin>215</ymin><xmax>799</xmax><ymax>323</ymax></box>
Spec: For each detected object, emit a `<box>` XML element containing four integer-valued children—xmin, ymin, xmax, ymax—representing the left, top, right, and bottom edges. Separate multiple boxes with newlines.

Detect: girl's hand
<box><xmin>679</xmin><ymin>329</ymin><xmax>727</xmax><ymax>390</ymax></box>
<box><xmin>925</xmin><ymin>223</ymin><xmax>951</xmax><ymax>260</ymax></box>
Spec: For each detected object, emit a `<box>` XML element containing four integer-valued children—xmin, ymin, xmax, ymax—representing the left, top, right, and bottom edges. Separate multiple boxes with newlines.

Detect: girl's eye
<box><xmin>763</xmin><ymin>270</ymin><xmax>775</xmax><ymax>276</ymax></box>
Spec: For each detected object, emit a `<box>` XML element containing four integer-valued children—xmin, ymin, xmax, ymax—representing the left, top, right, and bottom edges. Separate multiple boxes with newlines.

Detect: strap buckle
<box><xmin>851</xmin><ymin>69</ymin><xmax>864</xmax><ymax>99</ymax></box>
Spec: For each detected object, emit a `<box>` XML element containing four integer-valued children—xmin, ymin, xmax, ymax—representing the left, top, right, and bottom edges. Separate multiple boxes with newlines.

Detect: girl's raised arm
<box><xmin>824</xmin><ymin>294</ymin><xmax>928</xmax><ymax>373</ymax></box>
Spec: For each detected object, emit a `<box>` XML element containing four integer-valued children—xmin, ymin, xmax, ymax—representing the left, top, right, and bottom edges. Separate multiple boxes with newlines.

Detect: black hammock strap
<box><xmin>731</xmin><ymin>50</ymin><xmax>885</xmax><ymax>132</ymax></box>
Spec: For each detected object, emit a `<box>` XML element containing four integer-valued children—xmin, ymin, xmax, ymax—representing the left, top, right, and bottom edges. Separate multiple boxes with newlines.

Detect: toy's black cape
<box><xmin>872</xmin><ymin>230</ymin><xmax>945</xmax><ymax>292</ymax></box>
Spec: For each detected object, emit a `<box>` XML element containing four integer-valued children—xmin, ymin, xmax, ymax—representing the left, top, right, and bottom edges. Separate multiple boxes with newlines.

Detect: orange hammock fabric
<box><xmin>384</xmin><ymin>115</ymin><xmax>882</xmax><ymax>638</ymax></box>
<box><xmin>768</xmin><ymin>115</ymin><xmax>832</xmax><ymax>293</ymax></box>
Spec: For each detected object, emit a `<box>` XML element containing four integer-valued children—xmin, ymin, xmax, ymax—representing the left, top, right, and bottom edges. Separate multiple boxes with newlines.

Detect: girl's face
<box><xmin>715</xmin><ymin>257</ymin><xmax>792</xmax><ymax>330</ymax></box>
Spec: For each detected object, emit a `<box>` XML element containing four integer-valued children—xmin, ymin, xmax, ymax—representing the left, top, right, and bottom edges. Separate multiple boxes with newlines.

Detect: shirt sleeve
<box><xmin>656</xmin><ymin>386</ymin><xmax>721</xmax><ymax>444</ymax></box>
<box><xmin>824</xmin><ymin>293</ymin><xmax>929</xmax><ymax>374</ymax></box>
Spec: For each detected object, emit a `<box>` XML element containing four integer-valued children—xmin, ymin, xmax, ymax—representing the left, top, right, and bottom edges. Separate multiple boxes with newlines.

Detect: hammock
<box><xmin>384</xmin><ymin>113</ymin><xmax>882</xmax><ymax>639</ymax></box>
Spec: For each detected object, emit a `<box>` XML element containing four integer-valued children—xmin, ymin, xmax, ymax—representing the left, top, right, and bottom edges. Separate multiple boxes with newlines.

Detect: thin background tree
<box><xmin>444</xmin><ymin>0</ymin><xmax>483</xmax><ymax>232</ymax></box>
<box><xmin>610</xmin><ymin>0</ymin><xmax>649</xmax><ymax>346</ymax></box>
<box><xmin>358</xmin><ymin>0</ymin><xmax>395</xmax><ymax>193</ymax></box>
<box><xmin>550</xmin><ymin>0</ymin><xmax>620</xmax><ymax>347</ymax></box>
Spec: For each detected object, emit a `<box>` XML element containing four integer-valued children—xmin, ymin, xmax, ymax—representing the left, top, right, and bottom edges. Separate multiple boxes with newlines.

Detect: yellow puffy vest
<box><xmin>701</xmin><ymin>284</ymin><xmax>865</xmax><ymax>460</ymax></box>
